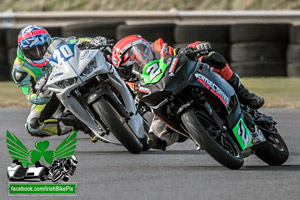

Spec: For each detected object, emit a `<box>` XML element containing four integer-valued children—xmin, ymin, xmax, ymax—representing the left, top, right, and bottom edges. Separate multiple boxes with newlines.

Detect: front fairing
<box><xmin>46</xmin><ymin>44</ymin><xmax>111</xmax><ymax>100</ymax></box>
<box><xmin>137</xmin><ymin>54</ymin><xmax>200</xmax><ymax>106</ymax></box>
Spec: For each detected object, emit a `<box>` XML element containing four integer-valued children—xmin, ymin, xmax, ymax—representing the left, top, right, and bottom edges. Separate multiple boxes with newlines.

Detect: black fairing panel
<box><xmin>193</xmin><ymin>65</ymin><xmax>243</xmax><ymax>129</ymax></box>
<box><xmin>137</xmin><ymin>54</ymin><xmax>200</xmax><ymax>106</ymax></box>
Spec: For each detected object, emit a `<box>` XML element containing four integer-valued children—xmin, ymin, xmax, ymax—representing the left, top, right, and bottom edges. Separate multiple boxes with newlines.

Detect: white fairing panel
<box><xmin>45</xmin><ymin>43</ymin><xmax>145</xmax><ymax>144</ymax></box>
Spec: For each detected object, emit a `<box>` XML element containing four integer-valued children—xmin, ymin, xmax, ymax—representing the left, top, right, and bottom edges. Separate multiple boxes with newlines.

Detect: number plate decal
<box><xmin>232</xmin><ymin>118</ymin><xmax>253</xmax><ymax>150</ymax></box>
<box><xmin>141</xmin><ymin>58</ymin><xmax>169</xmax><ymax>85</ymax></box>
<box><xmin>50</xmin><ymin>44</ymin><xmax>75</xmax><ymax>65</ymax></box>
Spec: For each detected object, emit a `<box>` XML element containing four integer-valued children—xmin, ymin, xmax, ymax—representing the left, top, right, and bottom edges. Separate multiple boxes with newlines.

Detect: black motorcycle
<box><xmin>135</xmin><ymin>52</ymin><xmax>289</xmax><ymax>169</ymax></box>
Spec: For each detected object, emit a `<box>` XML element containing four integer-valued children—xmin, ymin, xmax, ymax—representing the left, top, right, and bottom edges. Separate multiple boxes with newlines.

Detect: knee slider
<box><xmin>30</xmin><ymin>117</ymin><xmax>40</xmax><ymax>129</ymax></box>
<box><xmin>25</xmin><ymin>119</ymin><xmax>44</xmax><ymax>137</ymax></box>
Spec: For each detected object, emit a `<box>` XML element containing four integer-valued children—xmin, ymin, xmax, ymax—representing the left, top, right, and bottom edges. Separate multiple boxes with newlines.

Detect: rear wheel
<box><xmin>181</xmin><ymin>107</ymin><xmax>244</xmax><ymax>169</ymax></box>
<box><xmin>92</xmin><ymin>97</ymin><xmax>143</xmax><ymax>154</ymax></box>
<box><xmin>254</xmin><ymin>133</ymin><xmax>289</xmax><ymax>165</ymax></box>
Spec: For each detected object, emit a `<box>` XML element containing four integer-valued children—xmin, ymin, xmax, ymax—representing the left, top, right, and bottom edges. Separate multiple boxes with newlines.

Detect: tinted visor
<box><xmin>22</xmin><ymin>43</ymin><xmax>49</xmax><ymax>61</ymax></box>
<box><xmin>127</xmin><ymin>43</ymin><xmax>154</xmax><ymax>70</ymax></box>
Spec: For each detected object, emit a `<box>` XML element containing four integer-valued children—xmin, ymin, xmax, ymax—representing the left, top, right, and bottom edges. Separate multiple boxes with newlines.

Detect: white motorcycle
<box><xmin>42</xmin><ymin>41</ymin><xmax>146</xmax><ymax>154</ymax></box>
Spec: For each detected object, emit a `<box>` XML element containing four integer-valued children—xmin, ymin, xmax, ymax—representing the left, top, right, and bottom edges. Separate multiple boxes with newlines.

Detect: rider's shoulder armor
<box><xmin>12</xmin><ymin>67</ymin><xmax>31</xmax><ymax>87</ymax></box>
<box><xmin>13</xmin><ymin>68</ymin><xmax>28</xmax><ymax>83</ymax></box>
<box><xmin>12</xmin><ymin>49</ymin><xmax>51</xmax><ymax>85</ymax></box>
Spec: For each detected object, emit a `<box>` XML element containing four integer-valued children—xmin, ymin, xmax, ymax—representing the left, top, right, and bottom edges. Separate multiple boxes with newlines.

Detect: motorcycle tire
<box><xmin>181</xmin><ymin>107</ymin><xmax>244</xmax><ymax>169</ymax></box>
<box><xmin>52</xmin><ymin>170</ymin><xmax>63</xmax><ymax>182</ymax></box>
<box><xmin>92</xmin><ymin>97</ymin><xmax>143</xmax><ymax>154</ymax></box>
<box><xmin>254</xmin><ymin>133</ymin><xmax>289</xmax><ymax>166</ymax></box>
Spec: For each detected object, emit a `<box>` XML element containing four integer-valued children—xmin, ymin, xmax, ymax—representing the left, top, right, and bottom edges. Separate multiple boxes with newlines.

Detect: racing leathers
<box><xmin>11</xmin><ymin>36</ymin><xmax>111</xmax><ymax>138</ymax></box>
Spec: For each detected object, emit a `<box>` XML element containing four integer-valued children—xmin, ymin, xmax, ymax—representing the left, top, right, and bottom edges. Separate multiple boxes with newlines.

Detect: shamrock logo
<box><xmin>29</xmin><ymin>141</ymin><xmax>56</xmax><ymax>165</ymax></box>
<box><xmin>7</xmin><ymin>131</ymin><xmax>77</xmax><ymax>167</ymax></box>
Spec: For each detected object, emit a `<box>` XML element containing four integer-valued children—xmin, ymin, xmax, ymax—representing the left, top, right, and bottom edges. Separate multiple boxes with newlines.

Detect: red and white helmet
<box><xmin>112</xmin><ymin>35</ymin><xmax>154</xmax><ymax>80</ymax></box>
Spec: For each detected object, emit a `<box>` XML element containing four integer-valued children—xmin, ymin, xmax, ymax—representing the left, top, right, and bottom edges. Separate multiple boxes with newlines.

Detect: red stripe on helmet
<box><xmin>27</xmin><ymin>59</ymin><xmax>49</xmax><ymax>67</ymax></box>
<box><xmin>18</xmin><ymin>29</ymin><xmax>49</xmax><ymax>43</ymax></box>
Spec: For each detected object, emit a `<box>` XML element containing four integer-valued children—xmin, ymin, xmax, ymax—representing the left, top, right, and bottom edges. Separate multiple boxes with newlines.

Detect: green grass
<box><xmin>2</xmin><ymin>0</ymin><xmax>300</xmax><ymax>11</ymax></box>
<box><xmin>0</xmin><ymin>82</ymin><xmax>31</xmax><ymax>107</ymax></box>
<box><xmin>241</xmin><ymin>77</ymin><xmax>300</xmax><ymax>108</ymax></box>
<box><xmin>0</xmin><ymin>77</ymin><xmax>299</xmax><ymax>108</ymax></box>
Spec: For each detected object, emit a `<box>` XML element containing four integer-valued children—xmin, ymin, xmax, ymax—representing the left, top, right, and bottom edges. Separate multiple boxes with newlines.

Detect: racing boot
<box><xmin>147</xmin><ymin>117</ymin><xmax>182</xmax><ymax>150</ymax></box>
<box><xmin>60</xmin><ymin>113</ymin><xmax>98</xmax><ymax>143</ymax></box>
<box><xmin>227</xmin><ymin>73</ymin><xmax>265</xmax><ymax>109</ymax></box>
<box><xmin>147</xmin><ymin>132</ymin><xmax>167</xmax><ymax>151</ymax></box>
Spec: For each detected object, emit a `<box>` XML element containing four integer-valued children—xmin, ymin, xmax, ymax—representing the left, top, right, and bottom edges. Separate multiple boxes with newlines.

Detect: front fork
<box><xmin>72</xmin><ymin>88</ymin><xmax>108</xmax><ymax>136</ymax></box>
<box><xmin>202</xmin><ymin>100</ymin><xmax>266</xmax><ymax>155</ymax></box>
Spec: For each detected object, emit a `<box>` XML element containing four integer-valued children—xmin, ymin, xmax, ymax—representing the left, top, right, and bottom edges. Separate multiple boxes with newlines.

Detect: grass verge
<box><xmin>0</xmin><ymin>77</ymin><xmax>299</xmax><ymax>108</ymax></box>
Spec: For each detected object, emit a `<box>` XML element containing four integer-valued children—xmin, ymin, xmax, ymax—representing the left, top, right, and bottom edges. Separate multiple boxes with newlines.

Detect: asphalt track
<box><xmin>0</xmin><ymin>107</ymin><xmax>299</xmax><ymax>200</ymax></box>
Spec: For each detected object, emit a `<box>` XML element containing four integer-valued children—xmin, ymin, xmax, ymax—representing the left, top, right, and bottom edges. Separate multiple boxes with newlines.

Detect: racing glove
<box><xmin>90</xmin><ymin>36</ymin><xmax>115</xmax><ymax>62</ymax></box>
<box><xmin>188</xmin><ymin>41</ymin><xmax>212</xmax><ymax>55</ymax></box>
<box><xmin>177</xmin><ymin>41</ymin><xmax>212</xmax><ymax>58</ymax></box>
<box><xmin>35</xmin><ymin>74</ymin><xmax>53</xmax><ymax>98</ymax></box>
<box><xmin>89</xmin><ymin>36</ymin><xmax>109</xmax><ymax>48</ymax></box>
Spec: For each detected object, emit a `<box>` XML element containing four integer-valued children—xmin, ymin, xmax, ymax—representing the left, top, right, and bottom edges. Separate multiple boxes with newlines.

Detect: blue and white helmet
<box><xmin>18</xmin><ymin>25</ymin><xmax>51</xmax><ymax>67</ymax></box>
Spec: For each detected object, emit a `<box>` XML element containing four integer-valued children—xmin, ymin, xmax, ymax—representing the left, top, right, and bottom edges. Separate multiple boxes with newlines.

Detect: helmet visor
<box><xmin>127</xmin><ymin>43</ymin><xmax>154</xmax><ymax>70</ymax></box>
<box><xmin>22</xmin><ymin>43</ymin><xmax>49</xmax><ymax>61</ymax></box>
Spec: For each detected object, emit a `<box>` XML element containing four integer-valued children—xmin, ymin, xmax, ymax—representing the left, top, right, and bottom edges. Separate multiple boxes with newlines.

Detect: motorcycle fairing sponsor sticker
<box><xmin>138</xmin><ymin>87</ymin><xmax>151</xmax><ymax>94</ymax></box>
<box><xmin>168</xmin><ymin>58</ymin><xmax>178</xmax><ymax>77</ymax></box>
<box><xmin>50</xmin><ymin>44</ymin><xmax>75</xmax><ymax>65</ymax></box>
<box><xmin>141</xmin><ymin>58</ymin><xmax>169</xmax><ymax>85</ymax></box>
<box><xmin>195</xmin><ymin>74</ymin><xmax>230</xmax><ymax>106</ymax></box>
<box><xmin>80</xmin><ymin>50</ymin><xmax>89</xmax><ymax>60</ymax></box>
<box><xmin>49</xmin><ymin>72</ymin><xmax>64</xmax><ymax>80</ymax></box>
<box><xmin>232</xmin><ymin>118</ymin><xmax>253</xmax><ymax>150</ymax></box>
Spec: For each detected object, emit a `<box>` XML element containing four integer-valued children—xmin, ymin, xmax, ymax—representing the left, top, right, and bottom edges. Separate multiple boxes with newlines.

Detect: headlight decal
<box><xmin>81</xmin><ymin>57</ymin><xmax>97</xmax><ymax>76</ymax></box>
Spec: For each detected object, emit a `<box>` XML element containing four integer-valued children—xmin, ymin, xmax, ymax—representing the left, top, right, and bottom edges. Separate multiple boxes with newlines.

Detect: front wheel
<box><xmin>181</xmin><ymin>107</ymin><xmax>244</xmax><ymax>169</ymax></box>
<box><xmin>92</xmin><ymin>97</ymin><xmax>143</xmax><ymax>154</ymax></box>
<box><xmin>51</xmin><ymin>170</ymin><xmax>63</xmax><ymax>182</ymax></box>
<box><xmin>254</xmin><ymin>133</ymin><xmax>289</xmax><ymax>165</ymax></box>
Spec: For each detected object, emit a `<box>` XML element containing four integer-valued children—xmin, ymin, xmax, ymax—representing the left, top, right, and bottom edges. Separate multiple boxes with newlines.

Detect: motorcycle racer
<box><xmin>111</xmin><ymin>34</ymin><xmax>265</xmax><ymax>150</ymax></box>
<box><xmin>11</xmin><ymin>25</ymin><xmax>112</xmax><ymax>141</ymax></box>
